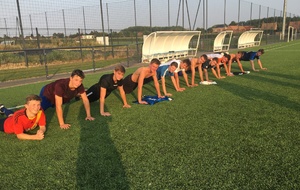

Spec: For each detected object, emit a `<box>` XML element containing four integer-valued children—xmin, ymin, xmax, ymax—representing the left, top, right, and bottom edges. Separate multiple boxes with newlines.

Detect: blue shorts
<box><xmin>39</xmin><ymin>86</ymin><xmax>54</xmax><ymax>111</ymax></box>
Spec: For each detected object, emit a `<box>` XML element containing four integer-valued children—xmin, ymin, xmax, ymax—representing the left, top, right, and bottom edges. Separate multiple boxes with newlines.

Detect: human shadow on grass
<box><xmin>260</xmin><ymin>71</ymin><xmax>300</xmax><ymax>82</ymax></box>
<box><xmin>76</xmin><ymin>105</ymin><xmax>129</xmax><ymax>189</ymax></box>
<box><xmin>245</xmin><ymin>74</ymin><xmax>300</xmax><ymax>90</ymax></box>
<box><xmin>217</xmin><ymin>80</ymin><xmax>300</xmax><ymax>112</ymax></box>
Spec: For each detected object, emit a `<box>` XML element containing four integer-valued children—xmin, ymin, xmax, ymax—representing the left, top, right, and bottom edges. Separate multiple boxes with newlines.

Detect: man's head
<box><xmin>222</xmin><ymin>54</ymin><xmax>231</xmax><ymax>63</ymax></box>
<box><xmin>70</xmin><ymin>69</ymin><xmax>85</xmax><ymax>89</ymax></box>
<box><xmin>198</xmin><ymin>54</ymin><xmax>208</xmax><ymax>63</ymax></box>
<box><xmin>149</xmin><ymin>58</ymin><xmax>161</xmax><ymax>73</ymax></box>
<box><xmin>114</xmin><ymin>65</ymin><xmax>126</xmax><ymax>81</ymax></box>
<box><xmin>169</xmin><ymin>62</ymin><xmax>178</xmax><ymax>73</ymax></box>
<box><xmin>181</xmin><ymin>59</ymin><xmax>191</xmax><ymax>70</ymax></box>
<box><xmin>25</xmin><ymin>94</ymin><xmax>42</xmax><ymax>115</ymax></box>
<box><xmin>236</xmin><ymin>51</ymin><xmax>244</xmax><ymax>59</ymax></box>
<box><xmin>210</xmin><ymin>57</ymin><xmax>219</xmax><ymax>66</ymax></box>
<box><xmin>257</xmin><ymin>49</ymin><xmax>265</xmax><ymax>56</ymax></box>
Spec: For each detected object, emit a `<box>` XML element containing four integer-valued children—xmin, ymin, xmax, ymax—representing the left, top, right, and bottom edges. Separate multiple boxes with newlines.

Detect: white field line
<box><xmin>265</xmin><ymin>41</ymin><xmax>300</xmax><ymax>52</ymax></box>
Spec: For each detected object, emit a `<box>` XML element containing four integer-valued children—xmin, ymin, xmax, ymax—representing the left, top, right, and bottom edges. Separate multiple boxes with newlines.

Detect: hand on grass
<box><xmin>85</xmin><ymin>116</ymin><xmax>95</xmax><ymax>121</ymax></box>
<box><xmin>138</xmin><ymin>100</ymin><xmax>148</xmax><ymax>105</ymax></box>
<box><xmin>101</xmin><ymin>112</ymin><xmax>111</xmax><ymax>116</ymax></box>
<box><xmin>60</xmin><ymin>123</ymin><xmax>71</xmax><ymax>129</ymax></box>
<box><xmin>35</xmin><ymin>132</ymin><xmax>44</xmax><ymax>140</ymax></box>
<box><xmin>123</xmin><ymin>104</ymin><xmax>131</xmax><ymax>108</ymax></box>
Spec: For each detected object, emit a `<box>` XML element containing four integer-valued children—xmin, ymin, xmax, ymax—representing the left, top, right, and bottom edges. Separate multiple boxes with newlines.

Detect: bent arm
<box><xmin>16</xmin><ymin>132</ymin><xmax>44</xmax><ymax>140</ymax></box>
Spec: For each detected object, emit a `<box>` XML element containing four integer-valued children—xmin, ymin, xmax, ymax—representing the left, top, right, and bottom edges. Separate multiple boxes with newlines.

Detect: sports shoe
<box><xmin>0</xmin><ymin>104</ymin><xmax>5</xmax><ymax>114</ymax></box>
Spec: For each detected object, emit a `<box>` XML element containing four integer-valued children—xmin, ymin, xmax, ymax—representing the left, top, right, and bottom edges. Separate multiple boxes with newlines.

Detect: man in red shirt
<box><xmin>39</xmin><ymin>69</ymin><xmax>95</xmax><ymax>129</ymax></box>
<box><xmin>0</xmin><ymin>94</ymin><xmax>46</xmax><ymax>140</ymax></box>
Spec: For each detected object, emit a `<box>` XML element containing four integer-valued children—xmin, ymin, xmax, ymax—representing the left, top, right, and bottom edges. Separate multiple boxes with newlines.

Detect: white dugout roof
<box><xmin>142</xmin><ymin>31</ymin><xmax>201</xmax><ymax>63</ymax></box>
<box><xmin>238</xmin><ymin>30</ymin><xmax>263</xmax><ymax>49</ymax></box>
<box><xmin>213</xmin><ymin>30</ymin><xmax>233</xmax><ymax>52</ymax></box>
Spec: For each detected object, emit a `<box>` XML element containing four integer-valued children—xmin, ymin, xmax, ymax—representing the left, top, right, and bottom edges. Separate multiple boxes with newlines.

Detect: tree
<box><xmin>229</xmin><ymin>21</ymin><xmax>237</xmax><ymax>26</ymax></box>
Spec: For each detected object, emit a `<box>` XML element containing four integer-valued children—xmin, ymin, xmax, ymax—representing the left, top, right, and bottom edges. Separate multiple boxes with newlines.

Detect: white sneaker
<box><xmin>0</xmin><ymin>104</ymin><xmax>4</xmax><ymax>114</ymax></box>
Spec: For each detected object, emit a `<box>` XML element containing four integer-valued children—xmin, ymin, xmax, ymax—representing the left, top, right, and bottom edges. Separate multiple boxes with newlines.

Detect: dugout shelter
<box><xmin>142</xmin><ymin>31</ymin><xmax>201</xmax><ymax>63</ymax></box>
<box><xmin>213</xmin><ymin>30</ymin><xmax>233</xmax><ymax>52</ymax></box>
<box><xmin>238</xmin><ymin>30</ymin><xmax>263</xmax><ymax>49</ymax></box>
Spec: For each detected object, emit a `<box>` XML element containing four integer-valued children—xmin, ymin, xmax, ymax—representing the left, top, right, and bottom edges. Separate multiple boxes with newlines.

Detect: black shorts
<box><xmin>0</xmin><ymin>118</ymin><xmax>6</xmax><ymax>132</ymax></box>
<box><xmin>86</xmin><ymin>83</ymin><xmax>100</xmax><ymax>102</ymax></box>
<box><xmin>123</xmin><ymin>74</ymin><xmax>138</xmax><ymax>94</ymax></box>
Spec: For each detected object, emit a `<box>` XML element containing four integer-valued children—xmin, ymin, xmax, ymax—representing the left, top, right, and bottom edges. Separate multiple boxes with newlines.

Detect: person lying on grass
<box><xmin>39</xmin><ymin>69</ymin><xmax>95</xmax><ymax>129</ymax></box>
<box><xmin>0</xmin><ymin>94</ymin><xmax>46</xmax><ymax>140</ymax></box>
<box><xmin>122</xmin><ymin>58</ymin><xmax>164</xmax><ymax>105</ymax></box>
<box><xmin>84</xmin><ymin>65</ymin><xmax>131</xmax><ymax>117</ymax></box>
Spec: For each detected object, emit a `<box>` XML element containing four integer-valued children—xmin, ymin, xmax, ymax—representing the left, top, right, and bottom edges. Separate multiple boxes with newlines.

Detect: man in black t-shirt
<box><xmin>86</xmin><ymin>65</ymin><xmax>131</xmax><ymax>116</ymax></box>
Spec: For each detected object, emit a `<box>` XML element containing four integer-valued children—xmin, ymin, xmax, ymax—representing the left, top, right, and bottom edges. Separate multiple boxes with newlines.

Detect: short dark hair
<box><xmin>223</xmin><ymin>53</ymin><xmax>231</xmax><ymax>61</ymax></box>
<box><xmin>150</xmin><ymin>58</ymin><xmax>161</xmax><ymax>66</ymax></box>
<box><xmin>170</xmin><ymin>61</ymin><xmax>178</xmax><ymax>68</ymax></box>
<box><xmin>26</xmin><ymin>94</ymin><xmax>42</xmax><ymax>104</ymax></box>
<box><xmin>115</xmin><ymin>65</ymin><xmax>126</xmax><ymax>73</ymax></box>
<box><xmin>258</xmin><ymin>49</ymin><xmax>265</xmax><ymax>54</ymax></box>
<box><xmin>201</xmin><ymin>54</ymin><xmax>208</xmax><ymax>61</ymax></box>
<box><xmin>182</xmin><ymin>59</ymin><xmax>191</xmax><ymax>67</ymax></box>
<box><xmin>237</xmin><ymin>51</ymin><xmax>245</xmax><ymax>56</ymax></box>
<box><xmin>71</xmin><ymin>69</ymin><xmax>85</xmax><ymax>79</ymax></box>
<box><xmin>212</xmin><ymin>57</ymin><xmax>219</xmax><ymax>62</ymax></box>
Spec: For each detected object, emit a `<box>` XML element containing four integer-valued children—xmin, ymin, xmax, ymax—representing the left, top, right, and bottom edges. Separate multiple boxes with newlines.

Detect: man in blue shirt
<box><xmin>240</xmin><ymin>49</ymin><xmax>267</xmax><ymax>71</ymax></box>
<box><xmin>156</xmin><ymin>61</ymin><xmax>180</xmax><ymax>96</ymax></box>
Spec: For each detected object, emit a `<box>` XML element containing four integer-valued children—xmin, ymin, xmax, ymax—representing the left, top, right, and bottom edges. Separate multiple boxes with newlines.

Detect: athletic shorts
<box><xmin>0</xmin><ymin>119</ymin><xmax>5</xmax><ymax>132</ymax></box>
<box><xmin>86</xmin><ymin>83</ymin><xmax>100</xmax><ymax>102</ymax></box>
<box><xmin>123</xmin><ymin>74</ymin><xmax>138</xmax><ymax>94</ymax></box>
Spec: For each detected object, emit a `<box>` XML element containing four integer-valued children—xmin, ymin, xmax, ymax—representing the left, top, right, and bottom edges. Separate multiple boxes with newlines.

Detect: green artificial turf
<box><xmin>0</xmin><ymin>41</ymin><xmax>300</xmax><ymax>189</ymax></box>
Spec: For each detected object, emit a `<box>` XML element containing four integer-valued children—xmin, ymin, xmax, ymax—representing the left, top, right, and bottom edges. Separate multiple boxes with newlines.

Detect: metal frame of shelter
<box><xmin>238</xmin><ymin>30</ymin><xmax>263</xmax><ymax>49</ymax></box>
<box><xmin>142</xmin><ymin>31</ymin><xmax>201</xmax><ymax>63</ymax></box>
<box><xmin>287</xmin><ymin>26</ymin><xmax>297</xmax><ymax>42</ymax></box>
<box><xmin>213</xmin><ymin>30</ymin><xmax>233</xmax><ymax>52</ymax></box>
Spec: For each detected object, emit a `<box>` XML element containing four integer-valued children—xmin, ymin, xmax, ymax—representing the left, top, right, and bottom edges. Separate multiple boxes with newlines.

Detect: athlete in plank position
<box><xmin>85</xmin><ymin>65</ymin><xmax>131</xmax><ymax>116</ymax></box>
<box><xmin>123</xmin><ymin>58</ymin><xmax>163</xmax><ymax>105</ymax></box>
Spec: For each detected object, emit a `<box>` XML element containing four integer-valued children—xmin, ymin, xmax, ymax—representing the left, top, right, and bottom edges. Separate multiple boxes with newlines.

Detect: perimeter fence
<box><xmin>0</xmin><ymin>0</ymin><xmax>299</xmax><ymax>80</ymax></box>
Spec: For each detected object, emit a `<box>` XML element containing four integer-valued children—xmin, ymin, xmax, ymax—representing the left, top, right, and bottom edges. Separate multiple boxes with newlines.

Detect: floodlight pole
<box><xmin>16</xmin><ymin>0</ymin><xmax>28</xmax><ymax>67</ymax></box>
<box><xmin>100</xmin><ymin>0</ymin><xmax>106</xmax><ymax>46</ymax></box>
<box><xmin>282</xmin><ymin>0</ymin><xmax>287</xmax><ymax>40</ymax></box>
